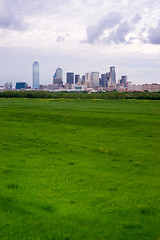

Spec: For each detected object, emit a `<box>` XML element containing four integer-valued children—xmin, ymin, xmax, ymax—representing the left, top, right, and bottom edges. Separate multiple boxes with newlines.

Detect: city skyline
<box><xmin>0</xmin><ymin>0</ymin><xmax>160</xmax><ymax>86</ymax></box>
<box><xmin>1</xmin><ymin>63</ymin><xmax>160</xmax><ymax>93</ymax></box>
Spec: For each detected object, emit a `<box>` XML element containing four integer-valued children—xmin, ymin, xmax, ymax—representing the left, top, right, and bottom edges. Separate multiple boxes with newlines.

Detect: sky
<box><xmin>0</xmin><ymin>0</ymin><xmax>160</xmax><ymax>87</ymax></box>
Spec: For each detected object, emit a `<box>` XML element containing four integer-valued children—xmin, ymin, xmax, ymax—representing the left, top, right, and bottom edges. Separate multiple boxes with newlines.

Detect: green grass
<box><xmin>0</xmin><ymin>98</ymin><xmax>160</xmax><ymax>240</ymax></box>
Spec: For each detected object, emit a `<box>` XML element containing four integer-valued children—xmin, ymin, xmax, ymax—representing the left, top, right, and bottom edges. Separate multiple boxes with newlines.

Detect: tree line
<box><xmin>0</xmin><ymin>90</ymin><xmax>160</xmax><ymax>100</ymax></box>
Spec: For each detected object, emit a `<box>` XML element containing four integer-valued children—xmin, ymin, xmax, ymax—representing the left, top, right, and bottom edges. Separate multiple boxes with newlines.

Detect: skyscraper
<box><xmin>53</xmin><ymin>67</ymin><xmax>63</xmax><ymax>87</ymax></box>
<box><xmin>54</xmin><ymin>67</ymin><xmax>63</xmax><ymax>79</ymax></box>
<box><xmin>85</xmin><ymin>73</ymin><xmax>91</xmax><ymax>82</ymax></box>
<box><xmin>120</xmin><ymin>76</ymin><xmax>127</xmax><ymax>87</ymax></box>
<box><xmin>85</xmin><ymin>73</ymin><xmax>92</xmax><ymax>88</ymax></box>
<box><xmin>91</xmin><ymin>72</ymin><xmax>99</xmax><ymax>88</ymax></box>
<box><xmin>101</xmin><ymin>74</ymin><xmax>107</xmax><ymax>87</ymax></box>
<box><xmin>75</xmin><ymin>74</ymin><xmax>80</xmax><ymax>84</ymax></box>
<box><xmin>109</xmin><ymin>66</ymin><xmax>116</xmax><ymax>87</ymax></box>
<box><xmin>67</xmin><ymin>72</ymin><xmax>74</xmax><ymax>84</ymax></box>
<box><xmin>33</xmin><ymin>61</ymin><xmax>39</xmax><ymax>89</ymax></box>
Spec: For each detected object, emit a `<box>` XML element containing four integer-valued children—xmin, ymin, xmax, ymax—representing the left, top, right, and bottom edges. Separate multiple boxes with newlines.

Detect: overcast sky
<box><xmin>0</xmin><ymin>0</ymin><xmax>160</xmax><ymax>87</ymax></box>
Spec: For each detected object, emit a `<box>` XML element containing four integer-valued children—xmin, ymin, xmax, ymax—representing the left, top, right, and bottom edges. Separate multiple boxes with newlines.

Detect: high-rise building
<box><xmin>33</xmin><ymin>61</ymin><xmax>39</xmax><ymax>89</ymax></box>
<box><xmin>85</xmin><ymin>73</ymin><xmax>91</xmax><ymax>82</ymax></box>
<box><xmin>120</xmin><ymin>76</ymin><xmax>127</xmax><ymax>87</ymax></box>
<box><xmin>75</xmin><ymin>74</ymin><xmax>80</xmax><ymax>84</ymax></box>
<box><xmin>101</xmin><ymin>74</ymin><xmax>107</xmax><ymax>87</ymax></box>
<box><xmin>106</xmin><ymin>72</ymin><xmax>110</xmax><ymax>87</ymax></box>
<box><xmin>85</xmin><ymin>73</ymin><xmax>92</xmax><ymax>88</ymax></box>
<box><xmin>91</xmin><ymin>72</ymin><xmax>99</xmax><ymax>88</ymax></box>
<box><xmin>67</xmin><ymin>72</ymin><xmax>74</xmax><ymax>84</ymax></box>
<box><xmin>109</xmin><ymin>66</ymin><xmax>116</xmax><ymax>87</ymax></box>
<box><xmin>53</xmin><ymin>67</ymin><xmax>63</xmax><ymax>87</ymax></box>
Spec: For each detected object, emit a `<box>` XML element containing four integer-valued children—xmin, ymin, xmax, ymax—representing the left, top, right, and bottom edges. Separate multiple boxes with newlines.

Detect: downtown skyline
<box><xmin>0</xmin><ymin>0</ymin><xmax>160</xmax><ymax>86</ymax></box>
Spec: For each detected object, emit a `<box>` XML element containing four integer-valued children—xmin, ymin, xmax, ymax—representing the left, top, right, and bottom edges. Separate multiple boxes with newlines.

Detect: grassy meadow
<box><xmin>0</xmin><ymin>98</ymin><xmax>160</xmax><ymax>240</ymax></box>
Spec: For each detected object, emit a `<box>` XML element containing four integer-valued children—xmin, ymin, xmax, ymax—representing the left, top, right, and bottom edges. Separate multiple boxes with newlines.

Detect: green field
<box><xmin>0</xmin><ymin>98</ymin><xmax>160</xmax><ymax>240</ymax></box>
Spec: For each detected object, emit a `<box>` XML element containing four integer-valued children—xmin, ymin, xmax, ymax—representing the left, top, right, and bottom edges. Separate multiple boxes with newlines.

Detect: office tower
<box><xmin>85</xmin><ymin>73</ymin><xmax>91</xmax><ymax>82</ymax></box>
<box><xmin>109</xmin><ymin>66</ymin><xmax>116</xmax><ymax>87</ymax></box>
<box><xmin>85</xmin><ymin>73</ymin><xmax>92</xmax><ymax>88</ymax></box>
<box><xmin>16</xmin><ymin>82</ymin><xmax>27</xmax><ymax>89</ymax></box>
<box><xmin>82</xmin><ymin>75</ymin><xmax>85</xmax><ymax>83</ymax></box>
<box><xmin>53</xmin><ymin>67</ymin><xmax>63</xmax><ymax>87</ymax></box>
<box><xmin>67</xmin><ymin>72</ymin><xmax>74</xmax><ymax>84</ymax></box>
<box><xmin>91</xmin><ymin>72</ymin><xmax>99</xmax><ymax>88</ymax></box>
<box><xmin>56</xmin><ymin>67</ymin><xmax>62</xmax><ymax>79</ymax></box>
<box><xmin>106</xmin><ymin>72</ymin><xmax>110</xmax><ymax>87</ymax></box>
<box><xmin>33</xmin><ymin>61</ymin><xmax>39</xmax><ymax>89</ymax></box>
<box><xmin>99</xmin><ymin>78</ymin><xmax>102</xmax><ymax>86</ymax></box>
<box><xmin>101</xmin><ymin>74</ymin><xmax>107</xmax><ymax>87</ymax></box>
<box><xmin>120</xmin><ymin>76</ymin><xmax>127</xmax><ymax>87</ymax></box>
<box><xmin>75</xmin><ymin>74</ymin><xmax>80</xmax><ymax>84</ymax></box>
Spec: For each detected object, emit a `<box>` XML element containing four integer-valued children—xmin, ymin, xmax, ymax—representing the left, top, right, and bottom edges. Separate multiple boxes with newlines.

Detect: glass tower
<box><xmin>56</xmin><ymin>67</ymin><xmax>63</xmax><ymax>79</ymax></box>
<box><xmin>33</xmin><ymin>61</ymin><xmax>39</xmax><ymax>89</ymax></box>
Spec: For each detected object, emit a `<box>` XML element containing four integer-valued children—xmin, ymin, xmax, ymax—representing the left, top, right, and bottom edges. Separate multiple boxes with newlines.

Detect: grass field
<box><xmin>0</xmin><ymin>98</ymin><xmax>160</xmax><ymax>240</ymax></box>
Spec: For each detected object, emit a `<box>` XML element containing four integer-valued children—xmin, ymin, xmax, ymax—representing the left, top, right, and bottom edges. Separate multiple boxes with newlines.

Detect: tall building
<box><xmin>120</xmin><ymin>76</ymin><xmax>127</xmax><ymax>87</ymax></box>
<box><xmin>53</xmin><ymin>67</ymin><xmax>63</xmax><ymax>87</ymax></box>
<box><xmin>106</xmin><ymin>72</ymin><xmax>110</xmax><ymax>87</ymax></box>
<box><xmin>91</xmin><ymin>72</ymin><xmax>99</xmax><ymax>88</ymax></box>
<box><xmin>101</xmin><ymin>74</ymin><xmax>107</xmax><ymax>87</ymax></box>
<box><xmin>85</xmin><ymin>73</ymin><xmax>92</xmax><ymax>88</ymax></box>
<box><xmin>75</xmin><ymin>74</ymin><xmax>80</xmax><ymax>84</ymax></box>
<box><xmin>67</xmin><ymin>72</ymin><xmax>74</xmax><ymax>84</ymax></box>
<box><xmin>109</xmin><ymin>66</ymin><xmax>116</xmax><ymax>87</ymax></box>
<box><xmin>33</xmin><ymin>61</ymin><xmax>39</xmax><ymax>89</ymax></box>
<box><xmin>55</xmin><ymin>67</ymin><xmax>62</xmax><ymax>79</ymax></box>
<box><xmin>82</xmin><ymin>75</ymin><xmax>85</xmax><ymax>83</ymax></box>
<box><xmin>85</xmin><ymin>73</ymin><xmax>91</xmax><ymax>82</ymax></box>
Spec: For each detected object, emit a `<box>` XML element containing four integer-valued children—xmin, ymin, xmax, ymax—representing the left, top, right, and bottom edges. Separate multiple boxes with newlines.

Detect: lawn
<box><xmin>0</xmin><ymin>98</ymin><xmax>160</xmax><ymax>240</ymax></box>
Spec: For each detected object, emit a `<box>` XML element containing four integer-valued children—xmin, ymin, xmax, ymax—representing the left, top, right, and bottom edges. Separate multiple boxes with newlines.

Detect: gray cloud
<box><xmin>131</xmin><ymin>13</ymin><xmax>141</xmax><ymax>24</ymax></box>
<box><xmin>0</xmin><ymin>0</ymin><xmax>69</xmax><ymax>31</ymax></box>
<box><xmin>148</xmin><ymin>20</ymin><xmax>160</xmax><ymax>44</ymax></box>
<box><xmin>105</xmin><ymin>21</ymin><xmax>132</xmax><ymax>44</ymax></box>
<box><xmin>56</xmin><ymin>36</ymin><xmax>65</xmax><ymax>42</ymax></box>
<box><xmin>0</xmin><ymin>15</ymin><xmax>27</xmax><ymax>31</ymax></box>
<box><xmin>86</xmin><ymin>11</ymin><xmax>122</xmax><ymax>43</ymax></box>
<box><xmin>0</xmin><ymin>0</ymin><xmax>27</xmax><ymax>30</ymax></box>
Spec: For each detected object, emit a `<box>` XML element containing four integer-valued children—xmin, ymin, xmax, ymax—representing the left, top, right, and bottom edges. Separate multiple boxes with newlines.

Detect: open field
<box><xmin>0</xmin><ymin>98</ymin><xmax>160</xmax><ymax>240</ymax></box>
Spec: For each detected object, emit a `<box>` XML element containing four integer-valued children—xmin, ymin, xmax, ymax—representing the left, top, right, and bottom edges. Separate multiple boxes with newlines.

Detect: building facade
<box><xmin>67</xmin><ymin>72</ymin><xmax>74</xmax><ymax>84</ymax></box>
<box><xmin>75</xmin><ymin>74</ymin><xmax>80</xmax><ymax>84</ymax></box>
<box><xmin>16</xmin><ymin>82</ymin><xmax>27</xmax><ymax>89</ymax></box>
<box><xmin>91</xmin><ymin>72</ymin><xmax>99</xmax><ymax>88</ymax></box>
<box><xmin>120</xmin><ymin>76</ymin><xmax>127</xmax><ymax>87</ymax></box>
